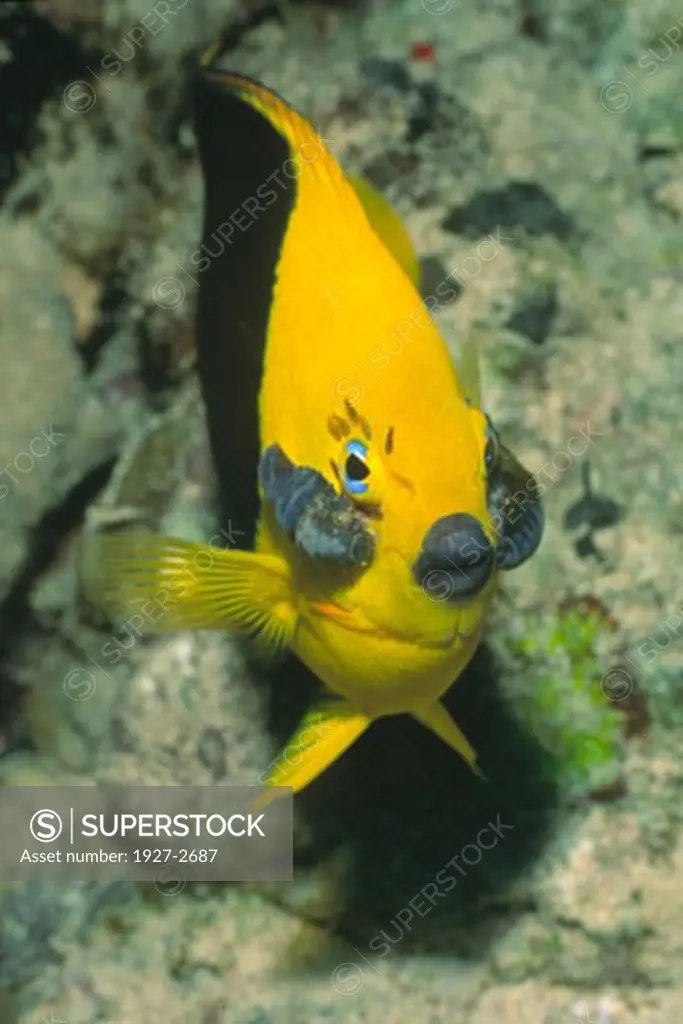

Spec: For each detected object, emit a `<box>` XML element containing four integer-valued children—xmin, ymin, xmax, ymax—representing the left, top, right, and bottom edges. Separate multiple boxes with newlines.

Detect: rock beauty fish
<box><xmin>91</xmin><ymin>51</ymin><xmax>544</xmax><ymax>803</ymax></box>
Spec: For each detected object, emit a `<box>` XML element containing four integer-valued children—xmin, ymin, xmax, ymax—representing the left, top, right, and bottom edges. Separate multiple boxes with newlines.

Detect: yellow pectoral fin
<box><xmin>89</xmin><ymin>530</ymin><xmax>297</xmax><ymax>659</ymax></box>
<box><xmin>412</xmin><ymin>700</ymin><xmax>485</xmax><ymax>780</ymax></box>
<box><xmin>253</xmin><ymin>701</ymin><xmax>372</xmax><ymax>810</ymax></box>
<box><xmin>349</xmin><ymin>175</ymin><xmax>421</xmax><ymax>289</ymax></box>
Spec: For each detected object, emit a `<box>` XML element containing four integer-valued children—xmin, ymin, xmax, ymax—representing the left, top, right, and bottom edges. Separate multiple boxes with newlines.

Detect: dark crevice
<box><xmin>406</xmin><ymin>82</ymin><xmax>440</xmax><ymax>144</ymax></box>
<box><xmin>565</xmin><ymin>492</ymin><xmax>622</xmax><ymax>533</ymax></box>
<box><xmin>360</xmin><ymin>57</ymin><xmax>413</xmax><ymax>94</ymax></box>
<box><xmin>80</xmin><ymin>270</ymin><xmax>131</xmax><ymax>372</ymax></box>
<box><xmin>0</xmin><ymin>665</ymin><xmax>25</xmax><ymax>755</ymax></box>
<box><xmin>638</xmin><ymin>144</ymin><xmax>680</xmax><ymax>162</ymax></box>
<box><xmin>0</xmin><ymin>457</ymin><xmax>117</xmax><ymax>639</ymax></box>
<box><xmin>443</xmin><ymin>181</ymin><xmax>576</xmax><ymax>241</ymax></box>
<box><xmin>137</xmin><ymin>316</ymin><xmax>180</xmax><ymax>396</ymax></box>
<box><xmin>517</xmin><ymin>0</ymin><xmax>547</xmax><ymax>42</ymax></box>
<box><xmin>0</xmin><ymin>455</ymin><xmax>118</xmax><ymax>744</ymax></box>
<box><xmin>563</xmin><ymin>462</ymin><xmax>622</xmax><ymax>533</ymax></box>
<box><xmin>574</xmin><ymin>531</ymin><xmax>606</xmax><ymax>563</ymax></box>
<box><xmin>290</xmin><ymin>0</ymin><xmax>365</xmax><ymax>5</ymax></box>
<box><xmin>506</xmin><ymin>282</ymin><xmax>559</xmax><ymax>345</ymax></box>
<box><xmin>362</xmin><ymin>150</ymin><xmax>420</xmax><ymax>191</ymax></box>
<box><xmin>0</xmin><ymin>3</ymin><xmax>101</xmax><ymax>202</ymax></box>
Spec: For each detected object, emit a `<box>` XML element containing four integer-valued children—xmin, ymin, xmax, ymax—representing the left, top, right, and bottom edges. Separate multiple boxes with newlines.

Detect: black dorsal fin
<box><xmin>192</xmin><ymin>65</ymin><xmax>298</xmax><ymax>548</ymax></box>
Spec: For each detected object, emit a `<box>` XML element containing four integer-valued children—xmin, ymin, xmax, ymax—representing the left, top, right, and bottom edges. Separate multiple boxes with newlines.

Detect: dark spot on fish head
<box><xmin>343</xmin><ymin>399</ymin><xmax>372</xmax><ymax>440</ymax></box>
<box><xmin>327</xmin><ymin>414</ymin><xmax>350</xmax><ymax>441</ymax></box>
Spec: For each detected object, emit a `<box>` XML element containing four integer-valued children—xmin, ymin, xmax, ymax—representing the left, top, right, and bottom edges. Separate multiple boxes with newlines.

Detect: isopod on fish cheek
<box><xmin>486</xmin><ymin>440</ymin><xmax>545</xmax><ymax>571</ymax></box>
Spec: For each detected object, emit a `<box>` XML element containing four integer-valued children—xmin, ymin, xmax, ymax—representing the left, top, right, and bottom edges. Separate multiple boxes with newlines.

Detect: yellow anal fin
<box><xmin>90</xmin><ymin>530</ymin><xmax>296</xmax><ymax>660</ymax></box>
<box><xmin>412</xmin><ymin>700</ymin><xmax>485</xmax><ymax>779</ymax></box>
<box><xmin>349</xmin><ymin>174</ymin><xmax>420</xmax><ymax>290</ymax></box>
<box><xmin>253</xmin><ymin>701</ymin><xmax>372</xmax><ymax>810</ymax></box>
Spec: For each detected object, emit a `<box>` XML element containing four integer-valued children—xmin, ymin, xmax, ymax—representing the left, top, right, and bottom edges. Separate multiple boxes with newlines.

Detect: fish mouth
<box><xmin>309</xmin><ymin>601</ymin><xmax>467</xmax><ymax>650</ymax></box>
<box><xmin>412</xmin><ymin>513</ymin><xmax>495</xmax><ymax>601</ymax></box>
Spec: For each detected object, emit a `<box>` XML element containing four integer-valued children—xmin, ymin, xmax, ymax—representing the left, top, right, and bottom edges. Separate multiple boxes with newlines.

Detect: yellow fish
<box><xmin>92</xmin><ymin>56</ymin><xmax>543</xmax><ymax>801</ymax></box>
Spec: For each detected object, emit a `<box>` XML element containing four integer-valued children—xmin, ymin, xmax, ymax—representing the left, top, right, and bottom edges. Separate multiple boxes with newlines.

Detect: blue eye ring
<box><xmin>343</xmin><ymin>439</ymin><xmax>371</xmax><ymax>496</ymax></box>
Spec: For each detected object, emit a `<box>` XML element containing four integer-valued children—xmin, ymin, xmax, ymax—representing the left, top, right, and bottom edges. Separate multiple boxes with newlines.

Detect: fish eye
<box><xmin>484</xmin><ymin>415</ymin><xmax>499</xmax><ymax>471</ymax></box>
<box><xmin>343</xmin><ymin>439</ymin><xmax>371</xmax><ymax>495</ymax></box>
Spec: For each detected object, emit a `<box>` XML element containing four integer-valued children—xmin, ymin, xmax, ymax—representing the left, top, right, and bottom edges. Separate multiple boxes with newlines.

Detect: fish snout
<box><xmin>413</xmin><ymin>513</ymin><xmax>494</xmax><ymax>602</ymax></box>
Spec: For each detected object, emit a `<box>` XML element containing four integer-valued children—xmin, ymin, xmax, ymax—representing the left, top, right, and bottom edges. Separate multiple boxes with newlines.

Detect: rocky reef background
<box><xmin>1</xmin><ymin>0</ymin><xmax>683</xmax><ymax>1021</ymax></box>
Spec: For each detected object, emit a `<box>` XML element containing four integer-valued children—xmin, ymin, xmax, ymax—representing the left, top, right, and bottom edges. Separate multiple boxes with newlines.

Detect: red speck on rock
<box><xmin>411</xmin><ymin>42</ymin><xmax>435</xmax><ymax>63</ymax></box>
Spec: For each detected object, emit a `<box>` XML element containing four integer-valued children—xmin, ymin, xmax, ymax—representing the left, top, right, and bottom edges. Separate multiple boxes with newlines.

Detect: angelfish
<box><xmin>91</xmin><ymin>52</ymin><xmax>544</xmax><ymax>802</ymax></box>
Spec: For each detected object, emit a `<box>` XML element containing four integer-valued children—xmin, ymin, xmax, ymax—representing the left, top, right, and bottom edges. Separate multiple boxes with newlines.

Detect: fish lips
<box><xmin>412</xmin><ymin>513</ymin><xmax>495</xmax><ymax>602</ymax></box>
<box><xmin>412</xmin><ymin>445</ymin><xmax>545</xmax><ymax>601</ymax></box>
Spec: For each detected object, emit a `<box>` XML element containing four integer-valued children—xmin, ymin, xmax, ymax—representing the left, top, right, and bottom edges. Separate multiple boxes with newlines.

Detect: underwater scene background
<box><xmin>0</xmin><ymin>0</ymin><xmax>682</xmax><ymax>1021</ymax></box>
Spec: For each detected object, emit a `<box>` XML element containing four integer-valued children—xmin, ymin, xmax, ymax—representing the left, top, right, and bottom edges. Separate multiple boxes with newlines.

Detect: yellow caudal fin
<box><xmin>348</xmin><ymin>175</ymin><xmax>421</xmax><ymax>289</ymax></box>
<box><xmin>89</xmin><ymin>530</ymin><xmax>297</xmax><ymax>660</ymax></box>
<box><xmin>253</xmin><ymin>700</ymin><xmax>372</xmax><ymax>810</ymax></box>
<box><xmin>412</xmin><ymin>700</ymin><xmax>485</xmax><ymax>779</ymax></box>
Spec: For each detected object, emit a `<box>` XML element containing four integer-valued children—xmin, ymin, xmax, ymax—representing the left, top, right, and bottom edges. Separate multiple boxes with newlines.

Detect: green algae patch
<box><xmin>504</xmin><ymin>600</ymin><xmax>626</xmax><ymax>798</ymax></box>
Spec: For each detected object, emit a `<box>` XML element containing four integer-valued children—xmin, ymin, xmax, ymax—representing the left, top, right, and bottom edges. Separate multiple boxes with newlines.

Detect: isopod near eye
<box><xmin>342</xmin><ymin>439</ymin><xmax>371</xmax><ymax>496</ymax></box>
